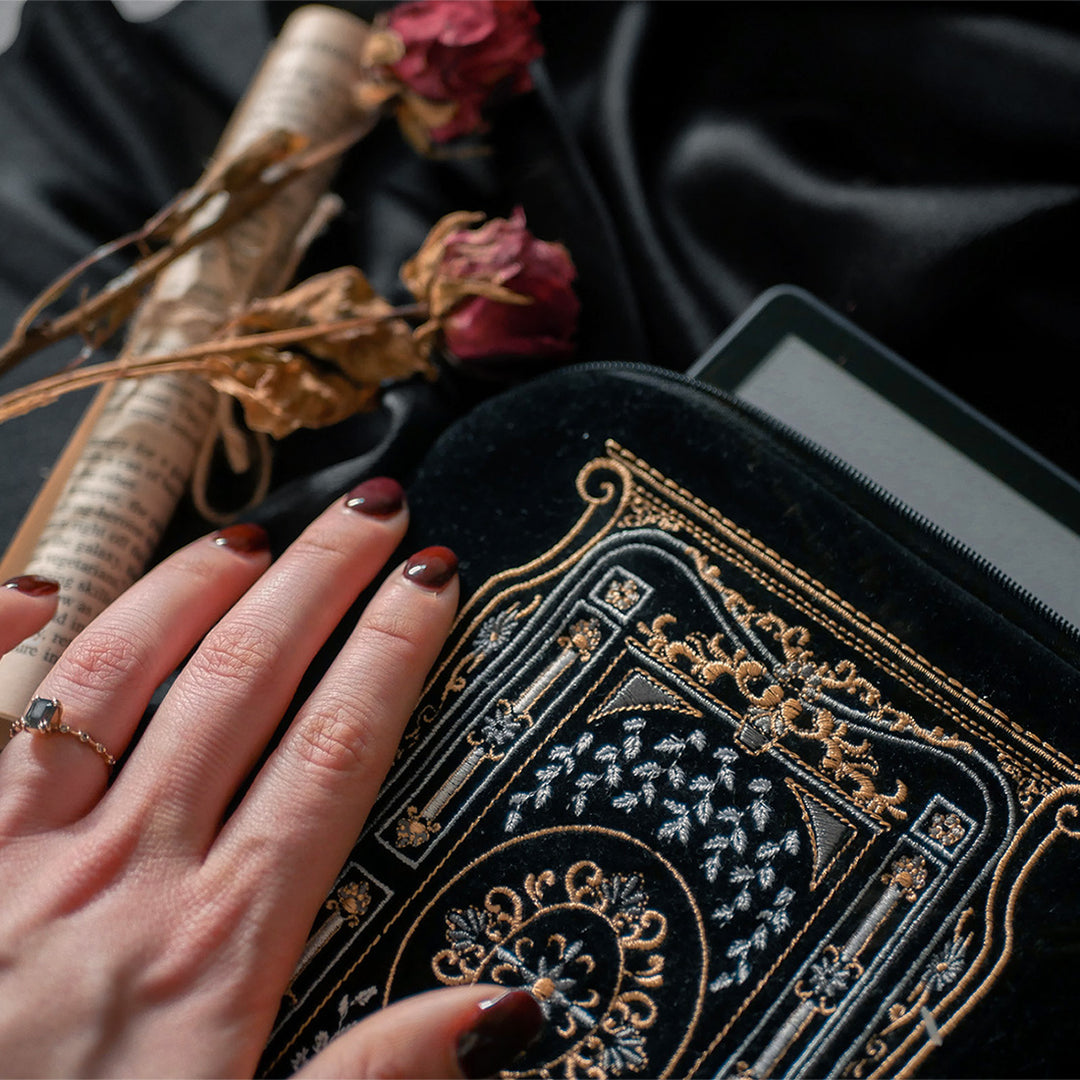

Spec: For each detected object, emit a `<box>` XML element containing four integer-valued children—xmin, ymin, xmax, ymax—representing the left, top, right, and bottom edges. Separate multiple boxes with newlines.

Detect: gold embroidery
<box><xmin>637</xmin><ymin>610</ymin><xmax>909</xmax><ymax>821</ymax></box>
<box><xmin>925</xmin><ymin>812</ymin><xmax>965</xmax><ymax>847</ymax></box>
<box><xmin>269</xmin><ymin>440</ymin><xmax>1080</xmax><ymax>1078</ymax></box>
<box><xmin>431</xmin><ymin>859</ymin><xmax>665</xmax><ymax>1076</ymax></box>
<box><xmin>997</xmin><ymin>752</ymin><xmax>1060</xmax><ymax>813</ymax></box>
<box><xmin>882</xmin><ymin>854</ymin><xmax>928</xmax><ymax>903</ymax></box>
<box><xmin>325</xmin><ymin>881</ymin><xmax>371</xmax><ymax>928</ymax></box>
<box><xmin>605</xmin><ymin>577</ymin><xmax>641</xmax><ymax>612</ymax></box>
<box><xmin>617</xmin><ymin>493</ymin><xmax>683</xmax><ymax>532</ymax></box>
<box><xmin>395</xmin><ymin>805</ymin><xmax>441</xmax><ymax>848</ymax></box>
<box><xmin>558</xmin><ymin>617</ymin><xmax>603</xmax><ymax>661</ymax></box>
<box><xmin>847</xmin><ymin>908</ymin><xmax>976</xmax><ymax>1073</ymax></box>
<box><xmin>873</xmin><ymin>792</ymin><xmax>1080</xmax><ymax>1078</ymax></box>
<box><xmin>608</xmin><ymin>441</ymin><xmax>1080</xmax><ymax>782</ymax></box>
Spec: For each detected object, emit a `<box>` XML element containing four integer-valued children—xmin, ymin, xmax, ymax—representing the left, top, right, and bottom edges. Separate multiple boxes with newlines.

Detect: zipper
<box><xmin>575</xmin><ymin>360</ymin><xmax>1080</xmax><ymax>648</ymax></box>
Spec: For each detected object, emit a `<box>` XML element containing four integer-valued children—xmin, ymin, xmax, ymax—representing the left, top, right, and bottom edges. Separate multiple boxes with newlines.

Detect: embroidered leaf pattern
<box><xmin>503</xmin><ymin>710</ymin><xmax>807</xmax><ymax>997</ymax></box>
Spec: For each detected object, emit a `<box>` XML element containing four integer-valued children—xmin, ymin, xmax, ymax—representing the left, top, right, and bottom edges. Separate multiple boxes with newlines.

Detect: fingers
<box><xmin>210</xmin><ymin>545</ymin><xmax>458</xmax><ymax>917</ymax></box>
<box><xmin>111</xmin><ymin>479</ymin><xmax>412</xmax><ymax>846</ymax></box>
<box><xmin>0</xmin><ymin>526</ymin><xmax>272</xmax><ymax>832</ymax></box>
<box><xmin>0</xmin><ymin>576</ymin><xmax>60</xmax><ymax>655</ymax></box>
<box><xmin>294</xmin><ymin>987</ymin><xmax>544</xmax><ymax>1080</ymax></box>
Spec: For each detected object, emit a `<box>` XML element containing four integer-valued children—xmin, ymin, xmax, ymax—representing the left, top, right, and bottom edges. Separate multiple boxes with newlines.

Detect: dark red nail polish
<box><xmin>2</xmin><ymin>575</ymin><xmax>60</xmax><ymax>597</ymax></box>
<box><xmin>403</xmin><ymin>546</ymin><xmax>458</xmax><ymax>591</ymax></box>
<box><xmin>212</xmin><ymin>523</ymin><xmax>270</xmax><ymax>554</ymax></box>
<box><xmin>456</xmin><ymin>990</ymin><xmax>544</xmax><ymax>1079</ymax></box>
<box><xmin>345</xmin><ymin>477</ymin><xmax>405</xmax><ymax>518</ymax></box>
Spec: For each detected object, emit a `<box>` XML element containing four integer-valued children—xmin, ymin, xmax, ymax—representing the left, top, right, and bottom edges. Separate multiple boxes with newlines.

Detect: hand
<box><xmin>0</xmin><ymin>480</ymin><xmax>543</xmax><ymax>1078</ymax></box>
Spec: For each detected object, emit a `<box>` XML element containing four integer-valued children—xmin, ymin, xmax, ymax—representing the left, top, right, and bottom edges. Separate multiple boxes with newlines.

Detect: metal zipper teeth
<box><xmin>576</xmin><ymin>360</ymin><xmax>1080</xmax><ymax>648</ymax></box>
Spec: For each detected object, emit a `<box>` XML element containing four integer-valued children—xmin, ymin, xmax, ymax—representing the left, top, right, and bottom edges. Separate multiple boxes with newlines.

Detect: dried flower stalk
<box><xmin>0</xmin><ymin>123</ymin><xmax>374</xmax><ymax>377</ymax></box>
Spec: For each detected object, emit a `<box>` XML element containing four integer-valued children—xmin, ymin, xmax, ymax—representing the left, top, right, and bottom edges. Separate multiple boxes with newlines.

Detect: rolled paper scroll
<box><xmin>0</xmin><ymin>5</ymin><xmax>372</xmax><ymax>723</ymax></box>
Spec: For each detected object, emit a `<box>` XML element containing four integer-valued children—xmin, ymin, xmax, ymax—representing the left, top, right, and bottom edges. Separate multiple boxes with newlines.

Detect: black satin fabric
<box><xmin>3</xmin><ymin>1</ymin><xmax>1080</xmax><ymax>557</ymax></box>
<box><xmin>1</xmin><ymin>3</ymin><xmax>1079</xmax><ymax>1073</ymax></box>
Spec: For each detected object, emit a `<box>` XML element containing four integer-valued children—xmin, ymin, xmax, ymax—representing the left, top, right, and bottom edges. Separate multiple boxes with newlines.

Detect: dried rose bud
<box><xmin>402</xmin><ymin>207</ymin><xmax>579</xmax><ymax>368</ymax></box>
<box><xmin>386</xmin><ymin>0</ymin><xmax>543</xmax><ymax>143</ymax></box>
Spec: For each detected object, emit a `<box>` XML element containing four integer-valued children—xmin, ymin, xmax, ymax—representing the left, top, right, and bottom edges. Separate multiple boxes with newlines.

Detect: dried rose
<box><xmin>386</xmin><ymin>0</ymin><xmax>543</xmax><ymax>144</ymax></box>
<box><xmin>402</xmin><ymin>207</ymin><xmax>579</xmax><ymax>366</ymax></box>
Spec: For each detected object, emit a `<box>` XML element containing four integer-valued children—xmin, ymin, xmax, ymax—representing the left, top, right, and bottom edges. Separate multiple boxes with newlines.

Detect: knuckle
<box><xmin>56</xmin><ymin>627</ymin><xmax>150</xmax><ymax>700</ymax></box>
<box><xmin>192</xmin><ymin>618</ymin><xmax>280</xmax><ymax>684</ymax></box>
<box><xmin>287</xmin><ymin>532</ymin><xmax>352</xmax><ymax>570</ymax></box>
<box><xmin>290</xmin><ymin>695</ymin><xmax>374</xmax><ymax>777</ymax></box>
<box><xmin>350</xmin><ymin>609</ymin><xmax>421</xmax><ymax>664</ymax></box>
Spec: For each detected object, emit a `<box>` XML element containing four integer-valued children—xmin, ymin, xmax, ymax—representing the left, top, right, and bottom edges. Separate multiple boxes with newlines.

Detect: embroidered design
<box><xmin>264</xmin><ymin>440</ymin><xmax>1080</xmax><ymax>1080</ymax></box>
<box><xmin>925</xmin><ymin>811</ymin><xmax>964</xmax><ymax>847</ymax></box>
<box><xmin>431</xmin><ymin>860</ymin><xmax>666</xmax><ymax>1077</ymax></box>
<box><xmin>618</xmin><ymin>494</ymin><xmax>682</xmax><ymax>532</ymax></box>
<box><xmin>786</xmin><ymin>779</ymin><xmax>858</xmax><ymax>890</ymax></box>
<box><xmin>606</xmin><ymin>578</ymin><xmax>641</xmax><ymax>611</ymax></box>
<box><xmin>559</xmin><ymin>617</ymin><xmax>603</xmax><ymax>660</ymax></box>
<box><xmin>637</xmin><ymin>610</ymin><xmax>910</xmax><ymax>821</ymax></box>
<box><xmin>593</xmin><ymin>670</ymin><xmax>701</xmax><ymax>721</ymax></box>
<box><xmin>396</xmin><ymin>805</ymin><xmax>441</xmax><ymax>848</ymax></box>
<box><xmin>844</xmin><ymin>910</ymin><xmax>977</xmax><ymax>1078</ymax></box>
<box><xmin>287</xmin><ymin>986</ymin><xmax>378</xmax><ymax>1073</ymax></box>
<box><xmin>326</xmin><ymin>881</ymin><xmax>371</xmax><ymax>927</ymax></box>
<box><xmin>796</xmin><ymin>944</ymin><xmax>865</xmax><ymax>1013</ymax></box>
<box><xmin>388</xmin><ymin>615</ymin><xmax>607</xmax><ymax>858</ymax></box>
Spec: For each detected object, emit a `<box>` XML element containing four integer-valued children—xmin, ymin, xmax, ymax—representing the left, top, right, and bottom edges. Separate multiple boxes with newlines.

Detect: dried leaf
<box><xmin>213</xmin><ymin>129</ymin><xmax>310</xmax><ymax>194</ymax></box>
<box><xmin>427</xmin><ymin>277</ymin><xmax>530</xmax><ymax>320</ymax></box>
<box><xmin>208</xmin><ymin>350</ymin><xmax>377</xmax><ymax>439</ymax></box>
<box><xmin>358</xmin><ymin>27</ymin><xmax>405</xmax><ymax>68</ymax></box>
<box><xmin>393</xmin><ymin>92</ymin><xmax>462</xmax><ymax>156</ymax></box>
<box><xmin>353</xmin><ymin>81</ymin><xmax>401</xmax><ymax>113</ymax></box>
<box><xmin>229</xmin><ymin>267</ymin><xmax>430</xmax><ymax>384</ymax></box>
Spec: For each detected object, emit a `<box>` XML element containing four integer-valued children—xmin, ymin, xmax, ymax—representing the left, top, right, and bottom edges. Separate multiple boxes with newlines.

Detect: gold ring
<box><xmin>10</xmin><ymin>697</ymin><xmax>116</xmax><ymax>769</ymax></box>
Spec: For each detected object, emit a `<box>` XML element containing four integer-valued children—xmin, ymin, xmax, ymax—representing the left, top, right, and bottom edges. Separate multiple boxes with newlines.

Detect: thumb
<box><xmin>293</xmin><ymin>986</ymin><xmax>545</xmax><ymax>1079</ymax></box>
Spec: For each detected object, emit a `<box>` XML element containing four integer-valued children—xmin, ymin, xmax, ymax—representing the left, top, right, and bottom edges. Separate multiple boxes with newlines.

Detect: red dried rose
<box><xmin>387</xmin><ymin>0</ymin><xmax>543</xmax><ymax>143</ymax></box>
<box><xmin>402</xmin><ymin>207</ymin><xmax>579</xmax><ymax>366</ymax></box>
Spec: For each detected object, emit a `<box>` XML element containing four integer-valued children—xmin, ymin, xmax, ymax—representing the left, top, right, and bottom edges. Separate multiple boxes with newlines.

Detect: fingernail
<box><xmin>2</xmin><ymin>575</ymin><xmax>60</xmax><ymax>597</ymax></box>
<box><xmin>403</xmin><ymin>546</ymin><xmax>458</xmax><ymax>591</ymax></box>
<box><xmin>345</xmin><ymin>477</ymin><xmax>405</xmax><ymax>517</ymax></box>
<box><xmin>212</xmin><ymin>523</ymin><xmax>270</xmax><ymax>554</ymax></box>
<box><xmin>456</xmin><ymin>990</ymin><xmax>544</xmax><ymax>1079</ymax></box>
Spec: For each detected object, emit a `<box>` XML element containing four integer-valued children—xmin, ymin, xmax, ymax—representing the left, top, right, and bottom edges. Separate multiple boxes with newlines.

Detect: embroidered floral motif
<box><xmin>637</xmin><ymin>606</ymin><xmax>911</xmax><ymax>822</ymax></box>
<box><xmin>396</xmin><ymin>805</ymin><xmax>442</xmax><ymax>848</ymax></box>
<box><xmin>923</xmin><ymin>935</ymin><xmax>970</xmax><ymax>992</ymax></box>
<box><xmin>925</xmin><ymin>811</ymin><xmax>965</xmax><ymax>847</ymax></box>
<box><xmin>882</xmin><ymin>854</ymin><xmax>928</xmax><ymax>903</ymax></box>
<box><xmin>604</xmin><ymin>578</ymin><xmax>641</xmax><ymax>612</ymax></box>
<box><xmin>558</xmin><ymin>617</ymin><xmax>603</xmax><ymax>660</ymax></box>
<box><xmin>474</xmin><ymin>608</ymin><xmax>520</xmax><ymax>654</ymax></box>
<box><xmin>288</xmin><ymin>986</ymin><xmax>377</xmax><ymax>1072</ymax></box>
<box><xmin>325</xmin><ymin>881</ymin><xmax>371</xmax><ymax>928</ymax></box>
<box><xmin>797</xmin><ymin>944</ymin><xmax>864</xmax><ymax>1012</ymax></box>
<box><xmin>431</xmin><ymin>860</ymin><xmax>665</xmax><ymax>1077</ymax></box>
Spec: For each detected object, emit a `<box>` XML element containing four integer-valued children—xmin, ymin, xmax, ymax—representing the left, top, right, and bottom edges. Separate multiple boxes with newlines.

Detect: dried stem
<box><xmin>0</xmin><ymin>117</ymin><xmax>382</xmax><ymax>378</ymax></box>
<box><xmin>0</xmin><ymin>305</ymin><xmax>428</xmax><ymax>425</ymax></box>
